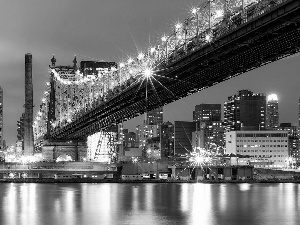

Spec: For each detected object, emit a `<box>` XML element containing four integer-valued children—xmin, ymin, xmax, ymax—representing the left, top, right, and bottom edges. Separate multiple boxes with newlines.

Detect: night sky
<box><xmin>1</xmin><ymin>0</ymin><xmax>300</xmax><ymax>146</ymax></box>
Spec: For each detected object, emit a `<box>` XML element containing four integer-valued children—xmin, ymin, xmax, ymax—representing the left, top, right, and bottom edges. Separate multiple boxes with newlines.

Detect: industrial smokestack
<box><xmin>24</xmin><ymin>53</ymin><xmax>34</xmax><ymax>155</ymax></box>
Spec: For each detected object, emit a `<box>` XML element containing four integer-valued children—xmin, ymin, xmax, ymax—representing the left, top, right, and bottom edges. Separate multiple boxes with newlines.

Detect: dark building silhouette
<box><xmin>224</xmin><ymin>90</ymin><xmax>266</xmax><ymax>131</ymax></box>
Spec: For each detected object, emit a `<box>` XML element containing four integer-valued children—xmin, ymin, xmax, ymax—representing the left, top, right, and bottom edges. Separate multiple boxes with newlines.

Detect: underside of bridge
<box><xmin>50</xmin><ymin>0</ymin><xmax>300</xmax><ymax>140</ymax></box>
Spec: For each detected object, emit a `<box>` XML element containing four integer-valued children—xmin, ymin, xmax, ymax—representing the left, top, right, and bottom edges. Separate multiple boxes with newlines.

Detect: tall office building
<box><xmin>278</xmin><ymin>123</ymin><xmax>299</xmax><ymax>166</ymax></box>
<box><xmin>160</xmin><ymin>121</ymin><xmax>174</xmax><ymax>159</ymax></box>
<box><xmin>174</xmin><ymin>121</ymin><xmax>197</xmax><ymax>155</ymax></box>
<box><xmin>192</xmin><ymin>121</ymin><xmax>225</xmax><ymax>154</ymax></box>
<box><xmin>135</xmin><ymin>107</ymin><xmax>163</xmax><ymax>158</ymax></box>
<box><xmin>192</xmin><ymin>103</ymin><xmax>225</xmax><ymax>154</ymax></box>
<box><xmin>0</xmin><ymin>86</ymin><xmax>3</xmax><ymax>151</ymax></box>
<box><xmin>193</xmin><ymin>104</ymin><xmax>221</xmax><ymax>122</ymax></box>
<box><xmin>266</xmin><ymin>94</ymin><xmax>279</xmax><ymax>129</ymax></box>
<box><xmin>224</xmin><ymin>90</ymin><xmax>266</xmax><ymax>131</ymax></box>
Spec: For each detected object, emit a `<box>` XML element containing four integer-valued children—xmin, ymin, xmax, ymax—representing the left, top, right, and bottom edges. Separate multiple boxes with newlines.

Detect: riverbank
<box><xmin>1</xmin><ymin>178</ymin><xmax>300</xmax><ymax>184</ymax></box>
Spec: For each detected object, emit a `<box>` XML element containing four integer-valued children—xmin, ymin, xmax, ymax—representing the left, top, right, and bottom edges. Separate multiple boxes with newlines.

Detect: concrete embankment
<box><xmin>1</xmin><ymin>178</ymin><xmax>300</xmax><ymax>184</ymax></box>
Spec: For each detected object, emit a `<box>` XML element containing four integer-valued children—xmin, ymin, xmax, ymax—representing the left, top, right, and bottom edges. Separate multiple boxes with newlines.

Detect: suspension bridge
<box><xmin>33</xmin><ymin>0</ymin><xmax>300</xmax><ymax>161</ymax></box>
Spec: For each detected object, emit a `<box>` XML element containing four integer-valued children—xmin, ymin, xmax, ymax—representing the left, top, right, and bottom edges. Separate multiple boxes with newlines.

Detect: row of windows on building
<box><xmin>237</xmin><ymin>145</ymin><xmax>288</xmax><ymax>148</ymax></box>
<box><xmin>236</xmin><ymin>140</ymin><xmax>287</xmax><ymax>142</ymax></box>
<box><xmin>237</xmin><ymin>149</ymin><xmax>286</xmax><ymax>153</ymax></box>
<box><xmin>248</xmin><ymin>155</ymin><xmax>287</xmax><ymax>158</ymax></box>
<box><xmin>236</xmin><ymin>133</ymin><xmax>288</xmax><ymax>137</ymax></box>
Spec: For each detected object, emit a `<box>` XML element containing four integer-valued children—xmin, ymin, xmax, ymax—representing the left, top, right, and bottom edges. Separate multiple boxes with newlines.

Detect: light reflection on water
<box><xmin>0</xmin><ymin>183</ymin><xmax>299</xmax><ymax>225</ymax></box>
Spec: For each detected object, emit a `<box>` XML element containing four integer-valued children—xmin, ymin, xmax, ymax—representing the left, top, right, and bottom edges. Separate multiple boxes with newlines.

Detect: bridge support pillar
<box><xmin>42</xmin><ymin>140</ymin><xmax>87</xmax><ymax>162</ymax></box>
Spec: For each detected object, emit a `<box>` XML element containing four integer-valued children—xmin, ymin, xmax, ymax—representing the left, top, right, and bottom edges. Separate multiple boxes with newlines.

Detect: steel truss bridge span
<box><xmin>48</xmin><ymin>0</ymin><xmax>300</xmax><ymax>140</ymax></box>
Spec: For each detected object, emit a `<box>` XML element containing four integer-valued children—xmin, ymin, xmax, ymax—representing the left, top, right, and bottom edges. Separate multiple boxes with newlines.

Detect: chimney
<box><xmin>23</xmin><ymin>53</ymin><xmax>34</xmax><ymax>155</ymax></box>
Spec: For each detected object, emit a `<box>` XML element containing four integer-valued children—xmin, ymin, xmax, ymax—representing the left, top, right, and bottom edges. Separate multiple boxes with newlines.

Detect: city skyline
<box><xmin>1</xmin><ymin>0</ymin><xmax>300</xmax><ymax>146</ymax></box>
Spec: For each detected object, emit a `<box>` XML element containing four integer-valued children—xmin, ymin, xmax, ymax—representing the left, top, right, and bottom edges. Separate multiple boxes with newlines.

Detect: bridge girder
<box><xmin>50</xmin><ymin>0</ymin><xmax>300</xmax><ymax>140</ymax></box>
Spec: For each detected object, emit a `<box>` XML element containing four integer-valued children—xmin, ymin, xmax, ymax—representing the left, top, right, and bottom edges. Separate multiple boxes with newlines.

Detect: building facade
<box><xmin>266</xmin><ymin>94</ymin><xmax>279</xmax><ymax>129</ymax></box>
<box><xmin>278</xmin><ymin>123</ymin><xmax>299</xmax><ymax>167</ymax></box>
<box><xmin>146</xmin><ymin>107</ymin><xmax>163</xmax><ymax>126</ymax></box>
<box><xmin>192</xmin><ymin>121</ymin><xmax>225</xmax><ymax>154</ymax></box>
<box><xmin>17</xmin><ymin>113</ymin><xmax>25</xmax><ymax>151</ymax></box>
<box><xmin>224</xmin><ymin>90</ymin><xmax>266</xmax><ymax>131</ymax></box>
<box><xmin>226</xmin><ymin>130</ymin><xmax>289</xmax><ymax>168</ymax></box>
<box><xmin>160</xmin><ymin>121</ymin><xmax>174</xmax><ymax>159</ymax></box>
<box><xmin>193</xmin><ymin>104</ymin><xmax>221</xmax><ymax>122</ymax></box>
<box><xmin>174</xmin><ymin>121</ymin><xmax>197</xmax><ymax>156</ymax></box>
<box><xmin>136</xmin><ymin>124</ymin><xmax>159</xmax><ymax>149</ymax></box>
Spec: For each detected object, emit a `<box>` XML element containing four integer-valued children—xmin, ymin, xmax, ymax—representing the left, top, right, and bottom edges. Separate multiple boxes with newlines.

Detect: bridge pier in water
<box><xmin>41</xmin><ymin>140</ymin><xmax>87</xmax><ymax>162</ymax></box>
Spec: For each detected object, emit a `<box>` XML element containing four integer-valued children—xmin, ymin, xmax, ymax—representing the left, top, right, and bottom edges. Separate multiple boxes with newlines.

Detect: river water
<box><xmin>0</xmin><ymin>182</ymin><xmax>299</xmax><ymax>225</ymax></box>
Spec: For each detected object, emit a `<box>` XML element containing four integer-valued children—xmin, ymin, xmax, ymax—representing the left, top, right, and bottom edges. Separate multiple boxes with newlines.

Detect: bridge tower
<box><xmin>47</xmin><ymin>55</ymin><xmax>57</xmax><ymax>137</ymax></box>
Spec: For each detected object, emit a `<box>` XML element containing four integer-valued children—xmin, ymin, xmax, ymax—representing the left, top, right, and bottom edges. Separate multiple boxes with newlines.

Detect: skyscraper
<box><xmin>266</xmin><ymin>94</ymin><xmax>279</xmax><ymax>129</ymax></box>
<box><xmin>192</xmin><ymin>103</ymin><xmax>225</xmax><ymax>154</ymax></box>
<box><xmin>160</xmin><ymin>121</ymin><xmax>174</xmax><ymax>159</ymax></box>
<box><xmin>224</xmin><ymin>90</ymin><xmax>266</xmax><ymax>131</ymax></box>
<box><xmin>193</xmin><ymin>104</ymin><xmax>221</xmax><ymax>122</ymax></box>
<box><xmin>0</xmin><ymin>86</ymin><xmax>3</xmax><ymax>151</ymax></box>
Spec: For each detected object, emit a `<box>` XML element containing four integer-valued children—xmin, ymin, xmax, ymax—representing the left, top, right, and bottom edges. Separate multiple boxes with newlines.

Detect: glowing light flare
<box><xmin>119</xmin><ymin>62</ymin><xmax>125</xmax><ymax>68</ymax></box>
<box><xmin>138</xmin><ymin>52</ymin><xmax>144</xmax><ymax>60</ymax></box>
<box><xmin>191</xmin><ymin>7</ymin><xmax>198</xmax><ymax>15</ymax></box>
<box><xmin>175</xmin><ymin>23</ymin><xmax>182</xmax><ymax>30</ymax></box>
<box><xmin>150</xmin><ymin>47</ymin><xmax>156</xmax><ymax>54</ymax></box>
<box><xmin>205</xmin><ymin>34</ymin><xmax>212</xmax><ymax>43</ymax></box>
<box><xmin>177</xmin><ymin>35</ymin><xmax>183</xmax><ymax>40</ymax></box>
<box><xmin>215</xmin><ymin>9</ymin><xmax>224</xmax><ymax>18</ymax></box>
<box><xmin>127</xmin><ymin>58</ymin><xmax>134</xmax><ymax>64</ymax></box>
<box><xmin>188</xmin><ymin>149</ymin><xmax>214</xmax><ymax>167</ymax></box>
<box><xmin>143</xmin><ymin>68</ymin><xmax>153</xmax><ymax>78</ymax></box>
<box><xmin>161</xmin><ymin>36</ymin><xmax>167</xmax><ymax>42</ymax></box>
